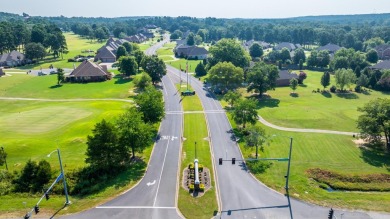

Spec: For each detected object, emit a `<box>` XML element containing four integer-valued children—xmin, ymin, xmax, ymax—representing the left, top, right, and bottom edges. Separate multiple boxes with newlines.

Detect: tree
<box><xmin>317</xmin><ymin>50</ymin><xmax>330</xmax><ymax>68</ymax></box>
<box><xmin>293</xmin><ymin>48</ymin><xmax>306</xmax><ymax>64</ymax></box>
<box><xmin>249</xmin><ymin>43</ymin><xmax>264</xmax><ymax>58</ymax></box>
<box><xmin>119</xmin><ymin>56</ymin><xmax>138</xmax><ymax>76</ymax></box>
<box><xmin>321</xmin><ymin>72</ymin><xmax>331</xmax><ymax>89</ymax></box>
<box><xmin>30</xmin><ymin>25</ymin><xmax>46</xmax><ymax>44</ymax></box>
<box><xmin>195</xmin><ymin>35</ymin><xmax>203</xmax><ymax>45</ymax></box>
<box><xmin>357</xmin><ymin>98</ymin><xmax>390</xmax><ymax>153</ymax></box>
<box><xmin>134</xmin><ymin>50</ymin><xmax>145</xmax><ymax>70</ymax></box>
<box><xmin>298</xmin><ymin>71</ymin><xmax>307</xmax><ymax>84</ymax></box>
<box><xmin>363</xmin><ymin>37</ymin><xmax>385</xmax><ymax>51</ymax></box>
<box><xmin>122</xmin><ymin>42</ymin><xmax>133</xmax><ymax>54</ymax></box>
<box><xmin>245</xmin><ymin>125</ymin><xmax>267</xmax><ymax>158</ymax></box>
<box><xmin>57</xmin><ymin>68</ymin><xmax>65</xmax><ymax>85</ymax></box>
<box><xmin>86</xmin><ymin>119</ymin><xmax>127</xmax><ymax>173</ymax></box>
<box><xmin>134</xmin><ymin>86</ymin><xmax>165</xmax><ymax>124</ymax></box>
<box><xmin>307</xmin><ymin>50</ymin><xmax>318</xmax><ymax>67</ymax></box>
<box><xmin>334</xmin><ymin>68</ymin><xmax>356</xmax><ymax>91</ymax></box>
<box><xmin>232</xmin><ymin>99</ymin><xmax>258</xmax><ymax>128</ymax></box>
<box><xmin>195</xmin><ymin>61</ymin><xmax>207</xmax><ymax>77</ymax></box>
<box><xmin>186</xmin><ymin>32</ymin><xmax>195</xmax><ymax>46</ymax></box>
<box><xmin>280</xmin><ymin>48</ymin><xmax>291</xmax><ymax>63</ymax></box>
<box><xmin>246</xmin><ymin>62</ymin><xmax>279</xmax><ymax>96</ymax></box>
<box><xmin>299</xmin><ymin>59</ymin><xmax>304</xmax><ymax>70</ymax></box>
<box><xmin>0</xmin><ymin>148</ymin><xmax>7</xmax><ymax>168</ymax></box>
<box><xmin>208</xmin><ymin>38</ymin><xmax>251</xmax><ymax>69</ymax></box>
<box><xmin>208</xmin><ymin>62</ymin><xmax>244</xmax><ymax>92</ymax></box>
<box><xmin>33</xmin><ymin>160</ymin><xmax>52</xmax><ymax>192</ymax></box>
<box><xmin>116</xmin><ymin>46</ymin><xmax>127</xmax><ymax>61</ymax></box>
<box><xmin>117</xmin><ymin>107</ymin><xmax>154</xmax><ymax>159</ymax></box>
<box><xmin>223</xmin><ymin>90</ymin><xmax>242</xmax><ymax>108</ymax></box>
<box><xmin>366</xmin><ymin>49</ymin><xmax>379</xmax><ymax>64</ymax></box>
<box><xmin>24</xmin><ymin>43</ymin><xmax>46</xmax><ymax>61</ymax></box>
<box><xmin>357</xmin><ymin>74</ymin><xmax>369</xmax><ymax>88</ymax></box>
<box><xmin>331</xmin><ymin>56</ymin><xmax>349</xmax><ymax>70</ymax></box>
<box><xmin>13</xmin><ymin>159</ymin><xmax>51</xmax><ymax>193</ymax></box>
<box><xmin>290</xmin><ymin>78</ymin><xmax>298</xmax><ymax>93</ymax></box>
<box><xmin>141</xmin><ymin>55</ymin><xmax>166</xmax><ymax>84</ymax></box>
<box><xmin>133</xmin><ymin>73</ymin><xmax>152</xmax><ymax>91</ymax></box>
<box><xmin>94</xmin><ymin>27</ymin><xmax>109</xmax><ymax>41</ymax></box>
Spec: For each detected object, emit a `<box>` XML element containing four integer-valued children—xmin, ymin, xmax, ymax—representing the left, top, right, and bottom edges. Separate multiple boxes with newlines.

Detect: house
<box><xmin>0</xmin><ymin>68</ymin><xmax>5</xmax><ymax>77</ymax></box>
<box><xmin>174</xmin><ymin>45</ymin><xmax>208</xmax><ymax>60</ymax></box>
<box><xmin>67</xmin><ymin>60</ymin><xmax>110</xmax><ymax>82</ymax></box>
<box><xmin>375</xmin><ymin>44</ymin><xmax>390</xmax><ymax>60</ymax></box>
<box><xmin>94</xmin><ymin>46</ymin><xmax>117</xmax><ymax>62</ymax></box>
<box><xmin>317</xmin><ymin>43</ymin><xmax>342</xmax><ymax>54</ymax></box>
<box><xmin>274</xmin><ymin>42</ymin><xmax>298</xmax><ymax>51</ymax></box>
<box><xmin>276</xmin><ymin>70</ymin><xmax>298</xmax><ymax>86</ymax></box>
<box><xmin>0</xmin><ymin>50</ymin><xmax>29</xmax><ymax>67</ymax></box>
<box><xmin>145</xmin><ymin>24</ymin><xmax>157</xmax><ymax>29</ymax></box>
<box><xmin>243</xmin><ymin>40</ymin><xmax>271</xmax><ymax>51</ymax></box>
<box><xmin>175</xmin><ymin>39</ymin><xmax>187</xmax><ymax>47</ymax></box>
<box><xmin>124</xmin><ymin>34</ymin><xmax>148</xmax><ymax>43</ymax></box>
<box><xmin>369</xmin><ymin>60</ymin><xmax>390</xmax><ymax>70</ymax></box>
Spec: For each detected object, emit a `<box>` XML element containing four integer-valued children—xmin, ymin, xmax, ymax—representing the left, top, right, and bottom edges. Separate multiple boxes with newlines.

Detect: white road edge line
<box><xmin>153</xmin><ymin>138</ymin><xmax>170</xmax><ymax>207</ymax></box>
<box><xmin>96</xmin><ymin>206</ymin><xmax>176</xmax><ymax>209</ymax></box>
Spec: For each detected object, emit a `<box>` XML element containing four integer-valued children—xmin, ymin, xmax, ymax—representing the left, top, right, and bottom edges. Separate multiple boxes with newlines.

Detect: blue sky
<box><xmin>4</xmin><ymin>0</ymin><xmax>390</xmax><ymax>18</ymax></box>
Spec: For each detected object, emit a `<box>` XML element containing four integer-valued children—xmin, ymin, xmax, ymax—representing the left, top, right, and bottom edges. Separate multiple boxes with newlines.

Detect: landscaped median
<box><xmin>176</xmin><ymin>84</ymin><xmax>218</xmax><ymax>219</ymax></box>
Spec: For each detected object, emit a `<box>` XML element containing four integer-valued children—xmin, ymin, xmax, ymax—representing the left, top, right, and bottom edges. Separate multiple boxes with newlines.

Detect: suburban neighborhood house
<box><xmin>0</xmin><ymin>68</ymin><xmax>5</xmax><ymax>77</ymax></box>
<box><xmin>317</xmin><ymin>43</ymin><xmax>342</xmax><ymax>54</ymax></box>
<box><xmin>375</xmin><ymin>44</ymin><xmax>390</xmax><ymax>60</ymax></box>
<box><xmin>174</xmin><ymin>45</ymin><xmax>208</xmax><ymax>60</ymax></box>
<box><xmin>369</xmin><ymin>60</ymin><xmax>390</xmax><ymax>70</ymax></box>
<box><xmin>243</xmin><ymin>40</ymin><xmax>271</xmax><ymax>51</ymax></box>
<box><xmin>67</xmin><ymin>60</ymin><xmax>111</xmax><ymax>82</ymax></box>
<box><xmin>276</xmin><ymin>70</ymin><xmax>299</xmax><ymax>86</ymax></box>
<box><xmin>0</xmin><ymin>50</ymin><xmax>29</xmax><ymax>67</ymax></box>
<box><xmin>274</xmin><ymin>42</ymin><xmax>301</xmax><ymax>51</ymax></box>
<box><xmin>94</xmin><ymin>37</ymin><xmax>127</xmax><ymax>62</ymax></box>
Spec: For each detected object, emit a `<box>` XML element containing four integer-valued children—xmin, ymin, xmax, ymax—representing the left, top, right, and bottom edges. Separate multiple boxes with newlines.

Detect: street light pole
<box><xmin>285</xmin><ymin>137</ymin><xmax>293</xmax><ymax>192</ymax></box>
<box><xmin>1</xmin><ymin>147</ymin><xmax>8</xmax><ymax>171</ymax></box>
<box><xmin>48</xmin><ymin>149</ymin><xmax>70</xmax><ymax>205</ymax></box>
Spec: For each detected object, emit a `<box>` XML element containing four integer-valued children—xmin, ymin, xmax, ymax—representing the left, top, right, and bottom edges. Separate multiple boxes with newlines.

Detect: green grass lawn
<box><xmin>254</xmin><ymin>70</ymin><xmax>390</xmax><ymax>132</ymax></box>
<box><xmin>156</xmin><ymin>42</ymin><xmax>176</xmax><ymax>56</ymax></box>
<box><xmin>178</xmin><ymin>87</ymin><xmax>218</xmax><ymax>219</ymax></box>
<box><xmin>0</xmin><ymin>74</ymin><xmax>134</xmax><ymax>99</ymax></box>
<box><xmin>169</xmin><ymin>59</ymin><xmax>202</xmax><ymax>73</ymax></box>
<box><xmin>175</xmin><ymin>84</ymin><xmax>203</xmax><ymax>111</ymax></box>
<box><xmin>228</xmin><ymin>114</ymin><xmax>390</xmax><ymax>212</ymax></box>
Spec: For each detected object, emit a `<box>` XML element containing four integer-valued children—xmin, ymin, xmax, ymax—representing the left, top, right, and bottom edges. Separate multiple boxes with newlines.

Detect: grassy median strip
<box><xmin>177</xmin><ymin>85</ymin><xmax>218</xmax><ymax>219</ymax></box>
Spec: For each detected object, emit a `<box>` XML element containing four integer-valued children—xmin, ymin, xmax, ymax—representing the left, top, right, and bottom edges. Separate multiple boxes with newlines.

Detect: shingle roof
<box><xmin>275</xmin><ymin>42</ymin><xmax>296</xmax><ymax>51</ymax></box>
<box><xmin>317</xmin><ymin>43</ymin><xmax>342</xmax><ymax>53</ymax></box>
<box><xmin>370</xmin><ymin>60</ymin><xmax>390</xmax><ymax>70</ymax></box>
<box><xmin>70</xmin><ymin>60</ymin><xmax>108</xmax><ymax>77</ymax></box>
<box><xmin>278</xmin><ymin>70</ymin><xmax>298</xmax><ymax>80</ymax></box>
<box><xmin>188</xmin><ymin>47</ymin><xmax>208</xmax><ymax>56</ymax></box>
<box><xmin>95</xmin><ymin>46</ymin><xmax>116</xmax><ymax>60</ymax></box>
<box><xmin>0</xmin><ymin>50</ymin><xmax>25</xmax><ymax>62</ymax></box>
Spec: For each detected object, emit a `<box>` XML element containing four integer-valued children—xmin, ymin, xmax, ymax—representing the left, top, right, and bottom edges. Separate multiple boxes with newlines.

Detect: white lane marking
<box><xmin>96</xmin><ymin>206</ymin><xmax>176</xmax><ymax>209</ymax></box>
<box><xmin>147</xmin><ymin>180</ymin><xmax>156</xmax><ymax>186</ymax></box>
<box><xmin>153</xmin><ymin>138</ymin><xmax>170</xmax><ymax>206</ymax></box>
<box><xmin>161</xmin><ymin>79</ymin><xmax>168</xmax><ymax>95</ymax></box>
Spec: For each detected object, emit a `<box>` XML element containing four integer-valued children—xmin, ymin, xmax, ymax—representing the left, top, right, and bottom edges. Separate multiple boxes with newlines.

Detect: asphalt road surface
<box><xmin>167</xmin><ymin>65</ymin><xmax>390</xmax><ymax>219</ymax></box>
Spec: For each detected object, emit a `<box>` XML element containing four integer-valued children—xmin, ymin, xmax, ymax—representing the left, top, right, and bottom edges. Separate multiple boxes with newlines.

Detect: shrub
<box><xmin>198</xmin><ymin>164</ymin><xmax>204</xmax><ymax>172</ymax></box>
<box><xmin>68</xmin><ymin>58</ymin><xmax>75</xmax><ymax>62</ymax></box>
<box><xmin>330</xmin><ymin>85</ymin><xmax>337</xmax><ymax>93</ymax></box>
<box><xmin>199</xmin><ymin>183</ymin><xmax>205</xmax><ymax>192</ymax></box>
<box><xmin>246</xmin><ymin>160</ymin><xmax>272</xmax><ymax>174</ymax></box>
<box><xmin>355</xmin><ymin>85</ymin><xmax>362</xmax><ymax>93</ymax></box>
<box><xmin>189</xmin><ymin>184</ymin><xmax>194</xmax><ymax>192</ymax></box>
<box><xmin>0</xmin><ymin>170</ymin><xmax>14</xmax><ymax>195</ymax></box>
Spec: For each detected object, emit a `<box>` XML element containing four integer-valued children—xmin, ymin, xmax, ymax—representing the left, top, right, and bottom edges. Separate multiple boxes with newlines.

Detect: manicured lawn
<box><xmin>178</xmin><ymin>89</ymin><xmax>218</xmax><ymax>219</ymax></box>
<box><xmin>228</xmin><ymin>115</ymin><xmax>390</xmax><ymax>212</ymax></box>
<box><xmin>175</xmin><ymin>84</ymin><xmax>203</xmax><ymax>111</ymax></box>
<box><xmin>0</xmin><ymin>74</ymin><xmax>134</xmax><ymax>99</ymax></box>
<box><xmin>253</xmin><ymin>70</ymin><xmax>390</xmax><ymax>132</ymax></box>
<box><xmin>156</xmin><ymin>42</ymin><xmax>176</xmax><ymax>56</ymax></box>
<box><xmin>169</xmin><ymin>59</ymin><xmax>202</xmax><ymax>73</ymax></box>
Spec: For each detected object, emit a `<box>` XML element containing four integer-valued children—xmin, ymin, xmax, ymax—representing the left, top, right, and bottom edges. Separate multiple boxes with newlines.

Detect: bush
<box><xmin>355</xmin><ymin>85</ymin><xmax>362</xmax><ymax>93</ymax></box>
<box><xmin>330</xmin><ymin>85</ymin><xmax>337</xmax><ymax>93</ymax></box>
<box><xmin>68</xmin><ymin>58</ymin><xmax>75</xmax><ymax>62</ymax></box>
<box><xmin>199</xmin><ymin>183</ymin><xmax>205</xmax><ymax>192</ymax></box>
<box><xmin>0</xmin><ymin>170</ymin><xmax>14</xmax><ymax>195</ymax></box>
<box><xmin>246</xmin><ymin>160</ymin><xmax>272</xmax><ymax>174</ymax></box>
<box><xmin>189</xmin><ymin>184</ymin><xmax>194</xmax><ymax>192</ymax></box>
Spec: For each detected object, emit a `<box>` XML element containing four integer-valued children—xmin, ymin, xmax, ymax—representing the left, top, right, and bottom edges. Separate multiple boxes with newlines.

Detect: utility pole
<box><xmin>1</xmin><ymin>146</ymin><xmax>8</xmax><ymax>171</ymax></box>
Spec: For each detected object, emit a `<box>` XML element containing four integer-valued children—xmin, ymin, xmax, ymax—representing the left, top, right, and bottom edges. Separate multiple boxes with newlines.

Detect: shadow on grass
<box><xmin>335</xmin><ymin>92</ymin><xmax>359</xmax><ymax>99</ymax></box>
<box><xmin>255</xmin><ymin>98</ymin><xmax>280</xmax><ymax>109</ymax></box>
<box><xmin>49</xmin><ymin>84</ymin><xmax>63</xmax><ymax>89</ymax></box>
<box><xmin>289</xmin><ymin>93</ymin><xmax>299</xmax><ymax>98</ymax></box>
<box><xmin>299</xmin><ymin>84</ymin><xmax>307</xmax><ymax>87</ymax></box>
<box><xmin>321</xmin><ymin>91</ymin><xmax>332</xmax><ymax>98</ymax></box>
<box><xmin>114</xmin><ymin>75</ymin><xmax>132</xmax><ymax>84</ymax></box>
<box><xmin>360</xmin><ymin>144</ymin><xmax>390</xmax><ymax>169</ymax></box>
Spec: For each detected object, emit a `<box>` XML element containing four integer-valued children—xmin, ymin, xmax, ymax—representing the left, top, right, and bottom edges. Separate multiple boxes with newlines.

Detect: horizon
<box><xmin>2</xmin><ymin>0</ymin><xmax>390</xmax><ymax>19</ymax></box>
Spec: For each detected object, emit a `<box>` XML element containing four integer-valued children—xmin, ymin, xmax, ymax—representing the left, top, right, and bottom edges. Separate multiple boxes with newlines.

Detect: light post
<box><xmin>285</xmin><ymin>137</ymin><xmax>293</xmax><ymax>193</ymax></box>
<box><xmin>47</xmin><ymin>149</ymin><xmax>70</xmax><ymax>205</ymax></box>
<box><xmin>1</xmin><ymin>146</ymin><xmax>8</xmax><ymax>171</ymax></box>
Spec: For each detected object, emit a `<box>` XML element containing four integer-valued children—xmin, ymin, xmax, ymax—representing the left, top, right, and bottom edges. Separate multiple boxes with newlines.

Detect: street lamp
<box><xmin>47</xmin><ymin>149</ymin><xmax>70</xmax><ymax>205</ymax></box>
<box><xmin>1</xmin><ymin>146</ymin><xmax>8</xmax><ymax>171</ymax></box>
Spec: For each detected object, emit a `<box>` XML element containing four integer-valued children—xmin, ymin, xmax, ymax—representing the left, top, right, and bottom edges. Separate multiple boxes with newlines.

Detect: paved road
<box><xmin>167</xmin><ymin>65</ymin><xmax>390</xmax><ymax>219</ymax></box>
<box><xmin>258</xmin><ymin>115</ymin><xmax>356</xmax><ymax>136</ymax></box>
<box><xmin>144</xmin><ymin>34</ymin><xmax>170</xmax><ymax>56</ymax></box>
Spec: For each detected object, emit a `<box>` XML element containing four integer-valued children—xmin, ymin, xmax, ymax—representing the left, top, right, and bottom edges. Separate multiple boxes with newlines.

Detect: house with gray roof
<box><xmin>94</xmin><ymin>46</ymin><xmax>116</xmax><ymax>62</ymax></box>
<box><xmin>67</xmin><ymin>60</ymin><xmax>110</xmax><ymax>82</ymax></box>
<box><xmin>375</xmin><ymin>44</ymin><xmax>390</xmax><ymax>60</ymax></box>
<box><xmin>369</xmin><ymin>60</ymin><xmax>390</xmax><ymax>70</ymax></box>
<box><xmin>174</xmin><ymin>45</ymin><xmax>208</xmax><ymax>60</ymax></box>
<box><xmin>276</xmin><ymin>70</ymin><xmax>298</xmax><ymax>86</ymax></box>
<box><xmin>243</xmin><ymin>40</ymin><xmax>271</xmax><ymax>51</ymax></box>
<box><xmin>274</xmin><ymin>42</ymin><xmax>297</xmax><ymax>51</ymax></box>
<box><xmin>317</xmin><ymin>43</ymin><xmax>342</xmax><ymax>54</ymax></box>
<box><xmin>0</xmin><ymin>50</ymin><xmax>29</xmax><ymax>67</ymax></box>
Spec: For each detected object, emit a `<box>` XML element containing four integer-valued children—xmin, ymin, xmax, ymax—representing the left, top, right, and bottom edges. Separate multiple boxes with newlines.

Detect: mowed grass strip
<box><xmin>175</xmin><ymin>83</ymin><xmax>203</xmax><ymax>111</ymax></box>
<box><xmin>255</xmin><ymin>70</ymin><xmax>390</xmax><ymax>132</ymax></box>
<box><xmin>156</xmin><ymin>42</ymin><xmax>176</xmax><ymax>56</ymax></box>
<box><xmin>169</xmin><ymin>59</ymin><xmax>202</xmax><ymax>73</ymax></box>
<box><xmin>178</xmin><ymin>90</ymin><xmax>218</xmax><ymax>218</ymax></box>
<box><xmin>228</xmin><ymin>115</ymin><xmax>390</xmax><ymax>212</ymax></box>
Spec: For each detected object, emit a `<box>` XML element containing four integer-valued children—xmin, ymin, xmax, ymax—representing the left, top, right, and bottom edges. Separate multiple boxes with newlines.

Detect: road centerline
<box><xmin>153</xmin><ymin>138</ymin><xmax>170</xmax><ymax>207</ymax></box>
